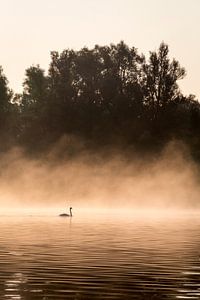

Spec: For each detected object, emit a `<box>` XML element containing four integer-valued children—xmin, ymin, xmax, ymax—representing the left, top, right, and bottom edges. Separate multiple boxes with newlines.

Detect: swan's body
<box><xmin>59</xmin><ymin>207</ymin><xmax>72</xmax><ymax>217</ymax></box>
<box><xmin>59</xmin><ymin>213</ymin><xmax>70</xmax><ymax>217</ymax></box>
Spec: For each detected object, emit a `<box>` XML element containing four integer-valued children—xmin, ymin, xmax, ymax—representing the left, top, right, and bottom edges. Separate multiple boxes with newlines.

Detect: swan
<box><xmin>59</xmin><ymin>207</ymin><xmax>73</xmax><ymax>217</ymax></box>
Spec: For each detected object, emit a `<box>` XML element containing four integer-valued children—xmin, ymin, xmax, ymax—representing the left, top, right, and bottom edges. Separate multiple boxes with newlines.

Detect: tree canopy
<box><xmin>0</xmin><ymin>42</ymin><xmax>200</xmax><ymax>159</ymax></box>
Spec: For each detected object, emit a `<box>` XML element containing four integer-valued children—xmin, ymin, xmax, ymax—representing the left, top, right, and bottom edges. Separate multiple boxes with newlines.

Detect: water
<box><xmin>0</xmin><ymin>210</ymin><xmax>200</xmax><ymax>299</ymax></box>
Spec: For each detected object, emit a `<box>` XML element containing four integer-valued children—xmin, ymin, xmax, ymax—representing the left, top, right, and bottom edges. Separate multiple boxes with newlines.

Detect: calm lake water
<box><xmin>0</xmin><ymin>211</ymin><xmax>200</xmax><ymax>299</ymax></box>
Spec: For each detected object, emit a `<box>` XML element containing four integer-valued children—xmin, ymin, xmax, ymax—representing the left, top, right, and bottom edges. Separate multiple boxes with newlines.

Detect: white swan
<box><xmin>59</xmin><ymin>207</ymin><xmax>72</xmax><ymax>217</ymax></box>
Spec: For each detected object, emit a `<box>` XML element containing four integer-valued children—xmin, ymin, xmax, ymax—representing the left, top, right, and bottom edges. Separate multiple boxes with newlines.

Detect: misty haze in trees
<box><xmin>1</xmin><ymin>42</ymin><xmax>200</xmax><ymax>159</ymax></box>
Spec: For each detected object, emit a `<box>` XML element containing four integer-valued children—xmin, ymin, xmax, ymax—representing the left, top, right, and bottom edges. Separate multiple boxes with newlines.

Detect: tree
<box><xmin>0</xmin><ymin>66</ymin><xmax>17</xmax><ymax>149</ymax></box>
<box><xmin>0</xmin><ymin>66</ymin><xmax>12</xmax><ymax>114</ymax></box>
<box><xmin>22</xmin><ymin>65</ymin><xmax>48</xmax><ymax>111</ymax></box>
<box><xmin>18</xmin><ymin>65</ymin><xmax>49</xmax><ymax>149</ymax></box>
<box><xmin>142</xmin><ymin>42</ymin><xmax>185</xmax><ymax>116</ymax></box>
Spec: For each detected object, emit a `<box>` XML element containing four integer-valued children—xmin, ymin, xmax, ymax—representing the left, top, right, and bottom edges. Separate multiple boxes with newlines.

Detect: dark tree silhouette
<box><xmin>0</xmin><ymin>42</ymin><xmax>199</xmax><ymax>158</ymax></box>
<box><xmin>142</xmin><ymin>43</ymin><xmax>185</xmax><ymax>110</ymax></box>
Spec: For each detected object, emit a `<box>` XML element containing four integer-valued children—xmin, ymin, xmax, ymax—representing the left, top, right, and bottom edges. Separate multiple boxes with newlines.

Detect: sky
<box><xmin>0</xmin><ymin>0</ymin><xmax>199</xmax><ymax>98</ymax></box>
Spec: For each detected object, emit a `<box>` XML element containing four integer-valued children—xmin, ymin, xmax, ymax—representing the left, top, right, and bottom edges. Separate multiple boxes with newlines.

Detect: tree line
<box><xmin>0</xmin><ymin>42</ymin><xmax>200</xmax><ymax>159</ymax></box>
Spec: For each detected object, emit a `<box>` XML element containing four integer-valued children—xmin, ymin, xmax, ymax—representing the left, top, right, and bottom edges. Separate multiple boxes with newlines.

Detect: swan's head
<box><xmin>69</xmin><ymin>207</ymin><xmax>73</xmax><ymax>217</ymax></box>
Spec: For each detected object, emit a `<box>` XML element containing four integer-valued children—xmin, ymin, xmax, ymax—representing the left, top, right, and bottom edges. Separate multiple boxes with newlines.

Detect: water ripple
<box><xmin>0</xmin><ymin>213</ymin><xmax>200</xmax><ymax>299</ymax></box>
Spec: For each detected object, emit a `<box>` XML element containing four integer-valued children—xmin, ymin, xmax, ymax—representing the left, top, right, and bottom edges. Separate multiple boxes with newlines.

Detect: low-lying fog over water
<box><xmin>1</xmin><ymin>142</ymin><xmax>200</xmax><ymax>299</ymax></box>
<box><xmin>0</xmin><ymin>140</ymin><xmax>200</xmax><ymax>210</ymax></box>
<box><xmin>0</xmin><ymin>211</ymin><xmax>200</xmax><ymax>300</ymax></box>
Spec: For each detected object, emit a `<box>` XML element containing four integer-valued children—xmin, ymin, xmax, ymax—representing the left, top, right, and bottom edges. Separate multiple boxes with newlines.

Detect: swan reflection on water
<box><xmin>59</xmin><ymin>207</ymin><xmax>72</xmax><ymax>217</ymax></box>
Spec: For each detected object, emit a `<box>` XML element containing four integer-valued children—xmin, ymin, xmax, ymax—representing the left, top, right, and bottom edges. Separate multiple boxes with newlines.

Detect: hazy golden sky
<box><xmin>0</xmin><ymin>0</ymin><xmax>199</xmax><ymax>98</ymax></box>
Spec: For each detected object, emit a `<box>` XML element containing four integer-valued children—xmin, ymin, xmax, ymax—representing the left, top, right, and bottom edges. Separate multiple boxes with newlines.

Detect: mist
<box><xmin>0</xmin><ymin>137</ymin><xmax>199</xmax><ymax>214</ymax></box>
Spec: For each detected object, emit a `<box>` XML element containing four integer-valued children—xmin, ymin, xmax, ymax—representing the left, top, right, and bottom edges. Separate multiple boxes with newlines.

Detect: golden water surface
<box><xmin>0</xmin><ymin>211</ymin><xmax>200</xmax><ymax>299</ymax></box>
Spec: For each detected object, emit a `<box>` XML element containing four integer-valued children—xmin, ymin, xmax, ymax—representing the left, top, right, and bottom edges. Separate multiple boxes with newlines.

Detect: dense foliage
<box><xmin>1</xmin><ymin>42</ymin><xmax>200</xmax><ymax>158</ymax></box>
